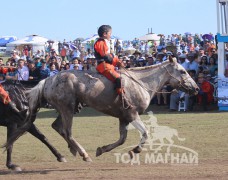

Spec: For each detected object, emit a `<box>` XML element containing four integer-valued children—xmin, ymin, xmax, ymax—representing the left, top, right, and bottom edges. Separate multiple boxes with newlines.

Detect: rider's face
<box><xmin>104</xmin><ymin>30</ymin><xmax>112</xmax><ymax>41</ymax></box>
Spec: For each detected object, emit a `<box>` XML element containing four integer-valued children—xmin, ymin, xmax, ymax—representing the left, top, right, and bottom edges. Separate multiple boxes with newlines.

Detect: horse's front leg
<box><xmin>28</xmin><ymin>123</ymin><xmax>66</xmax><ymax>162</ymax></box>
<box><xmin>129</xmin><ymin>116</ymin><xmax>148</xmax><ymax>158</ymax></box>
<box><xmin>6</xmin><ymin>124</ymin><xmax>22</xmax><ymax>171</ymax></box>
<box><xmin>96</xmin><ymin>119</ymin><xmax>129</xmax><ymax>157</ymax></box>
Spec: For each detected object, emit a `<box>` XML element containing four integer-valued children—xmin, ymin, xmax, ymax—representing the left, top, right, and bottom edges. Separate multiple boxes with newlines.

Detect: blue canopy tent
<box><xmin>0</xmin><ymin>36</ymin><xmax>17</xmax><ymax>46</ymax></box>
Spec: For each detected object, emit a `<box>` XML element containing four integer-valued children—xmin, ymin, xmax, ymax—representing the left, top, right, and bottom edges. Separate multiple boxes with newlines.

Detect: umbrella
<box><xmin>47</xmin><ymin>39</ymin><xmax>54</xmax><ymax>43</ymax></box>
<box><xmin>62</xmin><ymin>43</ymin><xmax>77</xmax><ymax>50</ymax></box>
<box><xmin>202</xmin><ymin>34</ymin><xmax>214</xmax><ymax>41</ymax></box>
<box><xmin>82</xmin><ymin>34</ymin><xmax>99</xmax><ymax>44</ymax></box>
<box><xmin>75</xmin><ymin>37</ymin><xmax>84</xmax><ymax>41</ymax></box>
<box><xmin>111</xmin><ymin>35</ymin><xmax>121</xmax><ymax>40</ymax></box>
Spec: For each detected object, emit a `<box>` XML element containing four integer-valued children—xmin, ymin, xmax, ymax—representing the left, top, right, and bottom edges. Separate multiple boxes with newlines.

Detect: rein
<box><xmin>162</xmin><ymin>65</ymin><xmax>191</xmax><ymax>94</ymax></box>
<box><xmin>120</xmin><ymin>64</ymin><xmax>190</xmax><ymax>94</ymax></box>
<box><xmin>121</xmin><ymin>67</ymin><xmax>153</xmax><ymax>93</ymax></box>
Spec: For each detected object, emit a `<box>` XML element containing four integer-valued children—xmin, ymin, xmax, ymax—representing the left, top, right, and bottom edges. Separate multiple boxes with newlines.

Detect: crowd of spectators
<box><xmin>0</xmin><ymin>33</ymin><xmax>225</xmax><ymax>111</ymax></box>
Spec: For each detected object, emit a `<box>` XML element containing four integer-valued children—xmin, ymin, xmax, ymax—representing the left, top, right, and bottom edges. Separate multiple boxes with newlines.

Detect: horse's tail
<box><xmin>3</xmin><ymin>80</ymin><xmax>46</xmax><ymax>150</ymax></box>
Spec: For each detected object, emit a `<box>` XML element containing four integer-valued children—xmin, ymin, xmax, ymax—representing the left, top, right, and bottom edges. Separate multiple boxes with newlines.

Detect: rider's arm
<box><xmin>94</xmin><ymin>40</ymin><xmax>113</xmax><ymax>64</ymax></box>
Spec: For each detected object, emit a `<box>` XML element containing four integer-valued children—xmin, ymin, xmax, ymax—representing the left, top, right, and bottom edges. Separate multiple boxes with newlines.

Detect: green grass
<box><xmin>0</xmin><ymin>107</ymin><xmax>227</xmax><ymax>165</ymax></box>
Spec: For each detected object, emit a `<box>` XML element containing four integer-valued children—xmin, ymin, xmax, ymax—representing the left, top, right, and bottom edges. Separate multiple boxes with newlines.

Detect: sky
<box><xmin>1</xmin><ymin>0</ymin><xmax>217</xmax><ymax>41</ymax></box>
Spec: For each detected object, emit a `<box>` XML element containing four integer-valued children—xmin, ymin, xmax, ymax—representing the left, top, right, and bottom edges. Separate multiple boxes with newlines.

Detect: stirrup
<box><xmin>121</xmin><ymin>95</ymin><xmax>133</xmax><ymax>109</ymax></box>
<box><xmin>116</xmin><ymin>87</ymin><xmax>125</xmax><ymax>95</ymax></box>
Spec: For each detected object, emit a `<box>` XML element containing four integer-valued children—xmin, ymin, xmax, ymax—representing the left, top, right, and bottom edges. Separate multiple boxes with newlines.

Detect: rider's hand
<box><xmin>117</xmin><ymin>61</ymin><xmax>125</xmax><ymax>68</ymax></box>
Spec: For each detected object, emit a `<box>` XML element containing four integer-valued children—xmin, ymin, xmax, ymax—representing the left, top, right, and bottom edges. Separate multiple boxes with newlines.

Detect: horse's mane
<box><xmin>2</xmin><ymin>81</ymin><xmax>37</xmax><ymax>110</ymax></box>
<box><xmin>127</xmin><ymin>60</ymin><xmax>171</xmax><ymax>71</ymax></box>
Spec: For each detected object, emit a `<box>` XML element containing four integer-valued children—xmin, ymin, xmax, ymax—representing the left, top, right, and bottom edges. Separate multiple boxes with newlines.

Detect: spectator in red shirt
<box><xmin>197</xmin><ymin>74</ymin><xmax>214</xmax><ymax>111</ymax></box>
<box><xmin>60</xmin><ymin>46</ymin><xmax>67</xmax><ymax>61</ymax></box>
<box><xmin>23</xmin><ymin>45</ymin><xmax>29</xmax><ymax>56</ymax></box>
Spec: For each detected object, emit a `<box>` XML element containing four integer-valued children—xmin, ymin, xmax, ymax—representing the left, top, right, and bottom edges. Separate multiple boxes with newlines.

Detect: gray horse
<box><xmin>5</xmin><ymin>57</ymin><xmax>199</xmax><ymax>162</ymax></box>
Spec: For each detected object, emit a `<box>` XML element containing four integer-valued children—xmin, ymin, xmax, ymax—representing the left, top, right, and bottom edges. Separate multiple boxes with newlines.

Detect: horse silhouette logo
<box><xmin>128</xmin><ymin>111</ymin><xmax>186</xmax><ymax>153</ymax></box>
<box><xmin>118</xmin><ymin>111</ymin><xmax>198</xmax><ymax>165</ymax></box>
<box><xmin>144</xmin><ymin>111</ymin><xmax>185</xmax><ymax>153</ymax></box>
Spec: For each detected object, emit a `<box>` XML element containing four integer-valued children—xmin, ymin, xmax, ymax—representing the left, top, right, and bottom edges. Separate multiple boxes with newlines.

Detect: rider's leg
<box><xmin>115</xmin><ymin>77</ymin><xmax>133</xmax><ymax>109</ymax></box>
<box><xmin>102</xmin><ymin>70</ymin><xmax>133</xmax><ymax>109</ymax></box>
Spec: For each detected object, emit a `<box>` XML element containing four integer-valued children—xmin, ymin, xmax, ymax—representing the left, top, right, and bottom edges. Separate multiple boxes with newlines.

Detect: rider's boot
<box><xmin>116</xmin><ymin>88</ymin><xmax>133</xmax><ymax>109</ymax></box>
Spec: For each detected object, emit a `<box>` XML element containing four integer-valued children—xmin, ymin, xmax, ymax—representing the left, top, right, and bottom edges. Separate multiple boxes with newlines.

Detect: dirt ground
<box><xmin>0</xmin><ymin>159</ymin><xmax>227</xmax><ymax>180</ymax></box>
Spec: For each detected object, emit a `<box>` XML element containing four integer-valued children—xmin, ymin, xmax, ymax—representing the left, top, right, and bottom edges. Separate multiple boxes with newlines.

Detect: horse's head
<box><xmin>165</xmin><ymin>56</ymin><xmax>199</xmax><ymax>95</ymax></box>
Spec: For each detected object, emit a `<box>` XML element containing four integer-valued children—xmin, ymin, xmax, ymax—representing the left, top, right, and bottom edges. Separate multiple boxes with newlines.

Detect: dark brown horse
<box><xmin>0</xmin><ymin>81</ymin><xmax>66</xmax><ymax>171</ymax></box>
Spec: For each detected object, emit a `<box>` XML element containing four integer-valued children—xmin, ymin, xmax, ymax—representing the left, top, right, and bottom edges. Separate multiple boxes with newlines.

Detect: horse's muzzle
<box><xmin>194</xmin><ymin>87</ymin><xmax>199</xmax><ymax>95</ymax></box>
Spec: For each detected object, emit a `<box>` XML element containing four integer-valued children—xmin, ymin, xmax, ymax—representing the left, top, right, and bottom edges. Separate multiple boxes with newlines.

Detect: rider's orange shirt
<box><xmin>94</xmin><ymin>39</ymin><xmax>120</xmax><ymax>82</ymax></box>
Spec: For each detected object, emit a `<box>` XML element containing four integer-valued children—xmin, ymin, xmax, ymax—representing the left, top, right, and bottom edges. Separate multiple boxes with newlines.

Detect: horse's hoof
<box><xmin>96</xmin><ymin>147</ymin><xmax>103</xmax><ymax>157</ymax></box>
<box><xmin>14</xmin><ymin>166</ymin><xmax>22</xmax><ymax>172</ymax></box>
<box><xmin>9</xmin><ymin>165</ymin><xmax>22</xmax><ymax>172</ymax></box>
<box><xmin>128</xmin><ymin>150</ymin><xmax>134</xmax><ymax>159</ymax></box>
<box><xmin>57</xmin><ymin>157</ymin><xmax>67</xmax><ymax>162</ymax></box>
<box><xmin>83</xmin><ymin>156</ymin><xmax>92</xmax><ymax>162</ymax></box>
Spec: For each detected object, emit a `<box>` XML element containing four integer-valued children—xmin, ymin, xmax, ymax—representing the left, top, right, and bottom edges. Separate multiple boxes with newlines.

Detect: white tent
<box><xmin>122</xmin><ymin>47</ymin><xmax>136</xmax><ymax>55</ymax></box>
<box><xmin>138</xmin><ymin>33</ymin><xmax>160</xmax><ymax>41</ymax></box>
<box><xmin>6</xmin><ymin>35</ymin><xmax>58</xmax><ymax>55</ymax></box>
<box><xmin>82</xmin><ymin>34</ymin><xmax>123</xmax><ymax>53</ymax></box>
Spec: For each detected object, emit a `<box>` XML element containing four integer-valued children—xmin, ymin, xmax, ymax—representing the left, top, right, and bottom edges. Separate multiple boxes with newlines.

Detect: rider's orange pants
<box><xmin>96</xmin><ymin>62</ymin><xmax>120</xmax><ymax>82</ymax></box>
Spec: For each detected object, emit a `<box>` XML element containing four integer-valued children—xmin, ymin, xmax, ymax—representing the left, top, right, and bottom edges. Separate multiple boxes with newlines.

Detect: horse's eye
<box><xmin>180</xmin><ymin>70</ymin><xmax>186</xmax><ymax>74</ymax></box>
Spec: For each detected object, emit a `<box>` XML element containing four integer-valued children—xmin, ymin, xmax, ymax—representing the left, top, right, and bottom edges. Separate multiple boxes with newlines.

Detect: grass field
<box><xmin>0</xmin><ymin>106</ymin><xmax>228</xmax><ymax>179</ymax></box>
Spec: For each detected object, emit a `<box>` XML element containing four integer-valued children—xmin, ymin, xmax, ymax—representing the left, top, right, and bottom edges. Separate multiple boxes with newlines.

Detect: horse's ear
<box><xmin>168</xmin><ymin>55</ymin><xmax>173</xmax><ymax>63</ymax></box>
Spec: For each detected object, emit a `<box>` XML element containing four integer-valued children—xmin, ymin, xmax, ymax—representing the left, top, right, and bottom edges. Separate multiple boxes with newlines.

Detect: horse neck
<box><xmin>129</xmin><ymin>62</ymin><xmax>170</xmax><ymax>97</ymax></box>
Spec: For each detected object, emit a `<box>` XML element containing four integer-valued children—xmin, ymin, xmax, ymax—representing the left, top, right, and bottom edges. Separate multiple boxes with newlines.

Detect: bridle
<box><xmin>162</xmin><ymin>64</ymin><xmax>192</xmax><ymax>94</ymax></box>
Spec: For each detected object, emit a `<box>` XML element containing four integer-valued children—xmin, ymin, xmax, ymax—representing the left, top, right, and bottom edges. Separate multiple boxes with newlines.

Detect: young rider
<box><xmin>94</xmin><ymin>25</ymin><xmax>132</xmax><ymax>109</ymax></box>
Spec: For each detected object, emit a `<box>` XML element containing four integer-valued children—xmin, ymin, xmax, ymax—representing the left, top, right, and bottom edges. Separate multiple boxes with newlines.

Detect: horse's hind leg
<box><xmin>28</xmin><ymin>123</ymin><xmax>67</xmax><ymax>162</ymax></box>
<box><xmin>52</xmin><ymin>114</ymin><xmax>92</xmax><ymax>162</ymax></box>
<box><xmin>6</xmin><ymin>123</ymin><xmax>22</xmax><ymax>171</ymax></box>
<box><xmin>52</xmin><ymin>115</ymin><xmax>77</xmax><ymax>156</ymax></box>
<box><xmin>96</xmin><ymin>119</ymin><xmax>129</xmax><ymax>157</ymax></box>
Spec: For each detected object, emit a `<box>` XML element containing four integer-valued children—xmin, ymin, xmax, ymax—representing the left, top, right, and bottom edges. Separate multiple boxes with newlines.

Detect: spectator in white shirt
<box><xmin>11</xmin><ymin>51</ymin><xmax>20</xmax><ymax>63</ymax></box>
<box><xmin>17</xmin><ymin>59</ymin><xmax>29</xmax><ymax>81</ymax></box>
<box><xmin>186</xmin><ymin>53</ymin><xmax>199</xmax><ymax>73</ymax></box>
<box><xmin>139</xmin><ymin>42</ymin><xmax>145</xmax><ymax>53</ymax></box>
<box><xmin>72</xmin><ymin>48</ymin><xmax>81</xmax><ymax>58</ymax></box>
<box><xmin>178</xmin><ymin>54</ymin><xmax>189</xmax><ymax>70</ymax></box>
<box><xmin>70</xmin><ymin>58</ymin><xmax>83</xmax><ymax>70</ymax></box>
<box><xmin>20</xmin><ymin>51</ymin><xmax>27</xmax><ymax>60</ymax></box>
<box><xmin>49</xmin><ymin>63</ymin><xmax>59</xmax><ymax>76</ymax></box>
